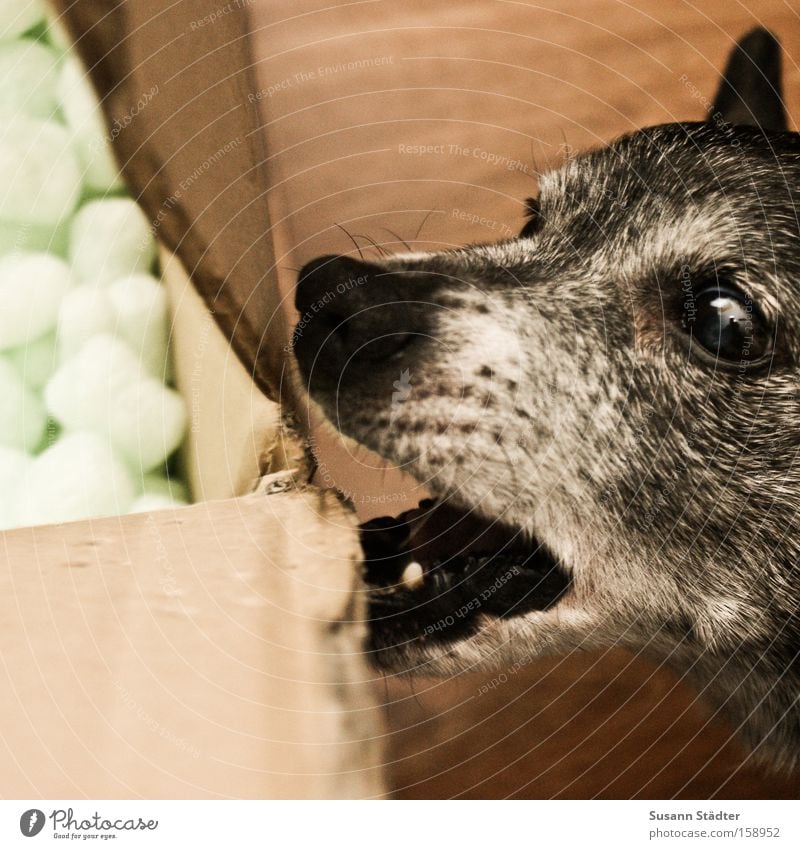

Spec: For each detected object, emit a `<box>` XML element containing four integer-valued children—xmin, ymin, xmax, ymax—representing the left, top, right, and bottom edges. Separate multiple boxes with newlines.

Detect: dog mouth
<box><xmin>359</xmin><ymin>498</ymin><xmax>571</xmax><ymax>669</ymax></box>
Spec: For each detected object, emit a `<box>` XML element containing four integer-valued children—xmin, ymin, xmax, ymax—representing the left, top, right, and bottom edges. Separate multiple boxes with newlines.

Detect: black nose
<box><xmin>292</xmin><ymin>255</ymin><xmax>420</xmax><ymax>385</ymax></box>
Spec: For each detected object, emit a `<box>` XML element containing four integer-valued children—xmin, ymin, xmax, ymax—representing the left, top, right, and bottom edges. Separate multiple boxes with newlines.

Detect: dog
<box><xmin>292</xmin><ymin>28</ymin><xmax>799</xmax><ymax>771</ymax></box>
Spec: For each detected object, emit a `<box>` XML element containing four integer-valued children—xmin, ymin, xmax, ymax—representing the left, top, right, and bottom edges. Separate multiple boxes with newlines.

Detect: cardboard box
<box><xmin>0</xmin><ymin>477</ymin><xmax>382</xmax><ymax>799</ymax></box>
<box><xmin>23</xmin><ymin>0</ymin><xmax>800</xmax><ymax>798</ymax></box>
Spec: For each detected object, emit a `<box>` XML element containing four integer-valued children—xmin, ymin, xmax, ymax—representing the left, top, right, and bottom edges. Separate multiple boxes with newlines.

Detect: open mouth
<box><xmin>359</xmin><ymin>499</ymin><xmax>571</xmax><ymax>667</ymax></box>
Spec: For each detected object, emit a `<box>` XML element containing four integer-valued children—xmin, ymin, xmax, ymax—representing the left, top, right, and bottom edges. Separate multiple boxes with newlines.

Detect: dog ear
<box><xmin>711</xmin><ymin>27</ymin><xmax>787</xmax><ymax>131</ymax></box>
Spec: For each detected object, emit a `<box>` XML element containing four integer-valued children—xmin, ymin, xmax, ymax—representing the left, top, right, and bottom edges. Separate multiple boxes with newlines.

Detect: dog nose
<box><xmin>292</xmin><ymin>254</ymin><xmax>417</xmax><ymax>383</ymax></box>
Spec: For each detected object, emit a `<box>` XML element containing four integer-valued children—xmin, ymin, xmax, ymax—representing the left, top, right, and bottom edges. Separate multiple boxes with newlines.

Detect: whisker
<box><xmin>380</xmin><ymin>226</ymin><xmax>412</xmax><ymax>251</ymax></box>
<box><xmin>335</xmin><ymin>222</ymin><xmax>365</xmax><ymax>259</ymax></box>
<box><xmin>413</xmin><ymin>208</ymin><xmax>440</xmax><ymax>244</ymax></box>
<box><xmin>523</xmin><ymin>139</ymin><xmax>544</xmax><ymax>186</ymax></box>
<box><xmin>353</xmin><ymin>232</ymin><xmax>392</xmax><ymax>258</ymax></box>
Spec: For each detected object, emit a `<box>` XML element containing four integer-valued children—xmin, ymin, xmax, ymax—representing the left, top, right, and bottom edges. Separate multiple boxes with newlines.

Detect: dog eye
<box><xmin>682</xmin><ymin>283</ymin><xmax>771</xmax><ymax>365</ymax></box>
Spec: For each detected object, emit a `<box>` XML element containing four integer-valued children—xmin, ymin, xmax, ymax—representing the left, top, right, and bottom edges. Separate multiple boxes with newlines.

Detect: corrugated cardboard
<box><xmin>0</xmin><ymin>481</ymin><xmax>383</xmax><ymax>799</ymax></box>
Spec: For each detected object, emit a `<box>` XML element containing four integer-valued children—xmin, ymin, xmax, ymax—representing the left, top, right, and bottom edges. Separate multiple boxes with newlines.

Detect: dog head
<box><xmin>292</xmin><ymin>29</ymin><xmax>800</xmax><ymax>765</ymax></box>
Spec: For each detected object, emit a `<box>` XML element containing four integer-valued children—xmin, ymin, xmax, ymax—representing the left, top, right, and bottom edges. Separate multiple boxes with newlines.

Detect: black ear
<box><xmin>711</xmin><ymin>27</ymin><xmax>787</xmax><ymax>131</ymax></box>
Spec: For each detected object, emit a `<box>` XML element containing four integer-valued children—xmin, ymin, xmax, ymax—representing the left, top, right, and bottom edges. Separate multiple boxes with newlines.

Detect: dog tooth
<box><xmin>401</xmin><ymin>561</ymin><xmax>424</xmax><ymax>591</ymax></box>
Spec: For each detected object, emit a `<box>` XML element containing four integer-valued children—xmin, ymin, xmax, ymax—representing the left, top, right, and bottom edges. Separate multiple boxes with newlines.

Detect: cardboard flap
<box><xmin>52</xmin><ymin>0</ymin><xmax>286</xmax><ymax>401</ymax></box>
<box><xmin>0</xmin><ymin>488</ymin><xmax>383</xmax><ymax>799</ymax></box>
